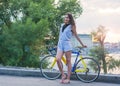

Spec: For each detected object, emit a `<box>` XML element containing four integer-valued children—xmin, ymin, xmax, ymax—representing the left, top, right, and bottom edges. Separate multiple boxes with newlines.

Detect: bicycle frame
<box><xmin>50</xmin><ymin>50</ymin><xmax>88</xmax><ymax>73</ymax></box>
<box><xmin>75</xmin><ymin>55</ymin><xmax>87</xmax><ymax>73</ymax></box>
<box><xmin>71</xmin><ymin>51</ymin><xmax>87</xmax><ymax>73</ymax></box>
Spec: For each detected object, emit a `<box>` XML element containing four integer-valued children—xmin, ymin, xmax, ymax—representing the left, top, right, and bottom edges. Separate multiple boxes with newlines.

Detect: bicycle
<box><xmin>40</xmin><ymin>46</ymin><xmax>100</xmax><ymax>83</ymax></box>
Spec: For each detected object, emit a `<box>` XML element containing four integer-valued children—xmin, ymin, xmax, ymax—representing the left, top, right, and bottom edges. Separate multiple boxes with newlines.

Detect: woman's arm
<box><xmin>72</xmin><ymin>25</ymin><xmax>86</xmax><ymax>47</ymax></box>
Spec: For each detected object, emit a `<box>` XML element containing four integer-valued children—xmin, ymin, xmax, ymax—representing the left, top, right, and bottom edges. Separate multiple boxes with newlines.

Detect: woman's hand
<box><xmin>82</xmin><ymin>45</ymin><xmax>87</xmax><ymax>48</ymax></box>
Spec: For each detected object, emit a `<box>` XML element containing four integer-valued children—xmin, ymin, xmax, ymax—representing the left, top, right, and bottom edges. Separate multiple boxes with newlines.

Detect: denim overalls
<box><xmin>57</xmin><ymin>24</ymin><xmax>73</xmax><ymax>52</ymax></box>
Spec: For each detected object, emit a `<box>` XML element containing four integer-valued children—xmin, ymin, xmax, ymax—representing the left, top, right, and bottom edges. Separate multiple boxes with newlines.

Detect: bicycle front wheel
<box><xmin>40</xmin><ymin>55</ymin><xmax>61</xmax><ymax>80</ymax></box>
<box><xmin>75</xmin><ymin>57</ymin><xmax>100</xmax><ymax>83</ymax></box>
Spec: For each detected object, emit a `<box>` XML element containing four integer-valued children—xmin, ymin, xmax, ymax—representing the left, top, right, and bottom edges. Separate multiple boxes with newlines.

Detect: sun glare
<box><xmin>105</xmin><ymin>31</ymin><xmax>120</xmax><ymax>43</ymax></box>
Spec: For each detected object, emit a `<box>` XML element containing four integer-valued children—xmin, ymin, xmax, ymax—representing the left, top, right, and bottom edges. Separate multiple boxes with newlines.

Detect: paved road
<box><xmin>0</xmin><ymin>75</ymin><xmax>119</xmax><ymax>86</ymax></box>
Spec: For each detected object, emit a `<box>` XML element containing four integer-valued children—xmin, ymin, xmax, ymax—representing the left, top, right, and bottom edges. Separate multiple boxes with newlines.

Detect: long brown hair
<box><xmin>66</xmin><ymin>13</ymin><xmax>75</xmax><ymax>26</ymax></box>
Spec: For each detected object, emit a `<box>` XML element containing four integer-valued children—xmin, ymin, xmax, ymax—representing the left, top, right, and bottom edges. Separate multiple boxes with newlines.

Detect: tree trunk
<box><xmin>101</xmin><ymin>41</ymin><xmax>107</xmax><ymax>74</ymax></box>
<box><xmin>102</xmin><ymin>54</ymin><xmax>107</xmax><ymax>74</ymax></box>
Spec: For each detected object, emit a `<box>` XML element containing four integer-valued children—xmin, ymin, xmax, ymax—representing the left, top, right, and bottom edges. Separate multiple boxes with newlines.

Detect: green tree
<box><xmin>89</xmin><ymin>46</ymin><xmax>108</xmax><ymax>73</ymax></box>
<box><xmin>91</xmin><ymin>25</ymin><xmax>108</xmax><ymax>73</ymax></box>
<box><xmin>0</xmin><ymin>0</ymin><xmax>83</xmax><ymax>44</ymax></box>
<box><xmin>0</xmin><ymin>0</ymin><xmax>83</xmax><ymax>67</ymax></box>
<box><xmin>0</xmin><ymin>0</ymin><xmax>29</xmax><ymax>27</ymax></box>
<box><xmin>0</xmin><ymin>18</ymin><xmax>49</xmax><ymax>67</ymax></box>
<box><xmin>0</xmin><ymin>0</ymin><xmax>53</xmax><ymax>67</ymax></box>
<box><xmin>0</xmin><ymin>0</ymin><xmax>11</xmax><ymax>27</ymax></box>
<box><xmin>106</xmin><ymin>55</ymin><xmax>120</xmax><ymax>71</ymax></box>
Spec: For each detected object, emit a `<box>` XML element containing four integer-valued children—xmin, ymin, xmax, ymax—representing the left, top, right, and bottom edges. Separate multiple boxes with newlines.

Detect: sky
<box><xmin>76</xmin><ymin>0</ymin><xmax>120</xmax><ymax>43</ymax></box>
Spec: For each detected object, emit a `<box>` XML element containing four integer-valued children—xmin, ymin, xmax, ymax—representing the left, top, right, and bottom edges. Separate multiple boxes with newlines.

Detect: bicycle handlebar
<box><xmin>76</xmin><ymin>46</ymin><xmax>87</xmax><ymax>49</ymax></box>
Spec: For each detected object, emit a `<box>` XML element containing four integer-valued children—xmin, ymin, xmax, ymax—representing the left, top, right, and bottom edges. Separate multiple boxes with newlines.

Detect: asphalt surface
<box><xmin>0</xmin><ymin>75</ymin><xmax>119</xmax><ymax>86</ymax></box>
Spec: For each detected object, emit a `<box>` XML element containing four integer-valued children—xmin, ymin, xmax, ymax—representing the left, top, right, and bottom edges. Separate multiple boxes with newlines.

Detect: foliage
<box><xmin>106</xmin><ymin>55</ymin><xmax>120</xmax><ymax>70</ymax></box>
<box><xmin>90</xmin><ymin>46</ymin><xmax>120</xmax><ymax>74</ymax></box>
<box><xmin>91</xmin><ymin>25</ymin><xmax>108</xmax><ymax>73</ymax></box>
<box><xmin>0</xmin><ymin>18</ymin><xmax>49</xmax><ymax>67</ymax></box>
<box><xmin>89</xmin><ymin>46</ymin><xmax>108</xmax><ymax>72</ymax></box>
<box><xmin>0</xmin><ymin>0</ymin><xmax>83</xmax><ymax>67</ymax></box>
<box><xmin>90</xmin><ymin>46</ymin><xmax>106</xmax><ymax>63</ymax></box>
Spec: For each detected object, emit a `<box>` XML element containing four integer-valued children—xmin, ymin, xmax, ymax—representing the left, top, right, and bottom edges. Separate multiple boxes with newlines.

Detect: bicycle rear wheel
<box><xmin>40</xmin><ymin>55</ymin><xmax>62</xmax><ymax>80</ymax></box>
<box><xmin>75</xmin><ymin>57</ymin><xmax>100</xmax><ymax>83</ymax></box>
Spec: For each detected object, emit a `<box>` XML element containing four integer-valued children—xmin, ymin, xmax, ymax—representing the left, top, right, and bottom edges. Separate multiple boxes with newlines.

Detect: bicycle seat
<box><xmin>47</xmin><ymin>46</ymin><xmax>57</xmax><ymax>55</ymax></box>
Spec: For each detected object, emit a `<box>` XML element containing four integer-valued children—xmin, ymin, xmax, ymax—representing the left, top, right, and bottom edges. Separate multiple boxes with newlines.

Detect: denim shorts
<box><xmin>57</xmin><ymin>40</ymin><xmax>72</xmax><ymax>52</ymax></box>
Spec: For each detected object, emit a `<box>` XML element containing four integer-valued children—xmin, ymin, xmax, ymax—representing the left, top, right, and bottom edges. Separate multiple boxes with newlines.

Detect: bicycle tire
<box><xmin>75</xmin><ymin>57</ymin><xmax>100</xmax><ymax>83</ymax></box>
<box><xmin>40</xmin><ymin>54</ymin><xmax>62</xmax><ymax>80</ymax></box>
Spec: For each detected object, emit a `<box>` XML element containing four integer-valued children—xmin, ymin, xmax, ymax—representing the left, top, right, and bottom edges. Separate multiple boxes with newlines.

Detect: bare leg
<box><xmin>64</xmin><ymin>51</ymin><xmax>72</xmax><ymax>83</ymax></box>
<box><xmin>56</xmin><ymin>49</ymin><xmax>66</xmax><ymax>82</ymax></box>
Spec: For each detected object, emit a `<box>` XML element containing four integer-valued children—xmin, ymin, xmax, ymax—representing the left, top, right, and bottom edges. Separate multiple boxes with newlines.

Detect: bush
<box><xmin>0</xmin><ymin>18</ymin><xmax>49</xmax><ymax>68</ymax></box>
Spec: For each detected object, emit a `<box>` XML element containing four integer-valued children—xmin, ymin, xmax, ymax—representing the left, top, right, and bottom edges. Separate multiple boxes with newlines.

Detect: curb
<box><xmin>0</xmin><ymin>66</ymin><xmax>120</xmax><ymax>84</ymax></box>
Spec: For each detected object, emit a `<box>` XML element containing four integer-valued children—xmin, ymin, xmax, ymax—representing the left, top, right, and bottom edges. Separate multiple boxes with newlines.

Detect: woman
<box><xmin>56</xmin><ymin>13</ymin><xmax>86</xmax><ymax>84</ymax></box>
